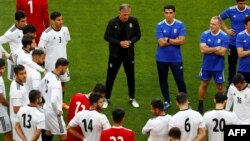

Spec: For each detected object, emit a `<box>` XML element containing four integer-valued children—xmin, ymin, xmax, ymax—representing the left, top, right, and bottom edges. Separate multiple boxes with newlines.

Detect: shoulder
<box><xmin>157</xmin><ymin>19</ymin><xmax>165</xmax><ymax>26</ymax></box>
<box><xmin>129</xmin><ymin>16</ymin><xmax>139</xmax><ymax>22</ymax></box>
<box><xmin>203</xmin><ymin>30</ymin><xmax>211</xmax><ymax>35</ymax></box>
<box><xmin>220</xmin><ymin>30</ymin><xmax>228</xmax><ymax>36</ymax></box>
<box><xmin>45</xmin><ymin>27</ymin><xmax>53</xmax><ymax>33</ymax></box>
<box><xmin>61</xmin><ymin>26</ymin><xmax>69</xmax><ymax>31</ymax></box>
<box><xmin>238</xmin><ymin>30</ymin><xmax>246</xmax><ymax>36</ymax></box>
<box><xmin>10</xmin><ymin>25</ymin><xmax>18</xmax><ymax>32</ymax></box>
<box><xmin>228</xmin><ymin>6</ymin><xmax>237</xmax><ymax>10</ymax></box>
<box><xmin>175</xmin><ymin>19</ymin><xmax>184</xmax><ymax>25</ymax></box>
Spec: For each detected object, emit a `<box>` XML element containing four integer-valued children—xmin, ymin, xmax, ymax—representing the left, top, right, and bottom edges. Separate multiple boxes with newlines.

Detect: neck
<box><xmin>53</xmin><ymin>69</ymin><xmax>61</xmax><ymax>76</ymax></box>
<box><xmin>16</xmin><ymin>79</ymin><xmax>23</xmax><ymax>85</ymax></box>
<box><xmin>179</xmin><ymin>104</ymin><xmax>189</xmax><ymax>110</ymax></box>
<box><xmin>28</xmin><ymin>103</ymin><xmax>37</xmax><ymax>107</ymax></box>
<box><xmin>166</xmin><ymin>19</ymin><xmax>174</xmax><ymax>24</ymax></box>
<box><xmin>89</xmin><ymin>106</ymin><xmax>96</xmax><ymax>110</ymax></box>
<box><xmin>52</xmin><ymin>25</ymin><xmax>60</xmax><ymax>31</ymax></box>
<box><xmin>113</xmin><ymin>122</ymin><xmax>123</xmax><ymax>127</ymax></box>
<box><xmin>215</xmin><ymin>103</ymin><xmax>225</xmax><ymax>109</ymax></box>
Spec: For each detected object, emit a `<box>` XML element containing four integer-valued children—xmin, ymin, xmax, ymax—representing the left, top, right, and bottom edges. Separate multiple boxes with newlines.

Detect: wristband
<box><xmin>167</xmin><ymin>38</ymin><xmax>170</xmax><ymax>43</ymax></box>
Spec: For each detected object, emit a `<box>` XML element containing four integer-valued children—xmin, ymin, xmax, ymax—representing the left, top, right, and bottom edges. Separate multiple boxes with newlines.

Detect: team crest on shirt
<box><xmin>244</xmin><ymin>40</ymin><xmax>247</xmax><ymax>43</ymax></box>
<box><xmin>207</xmin><ymin>39</ymin><xmax>211</xmax><ymax>42</ymax></box>
<box><xmin>233</xmin><ymin>15</ymin><xmax>236</xmax><ymax>18</ymax></box>
<box><xmin>163</xmin><ymin>30</ymin><xmax>166</xmax><ymax>33</ymax></box>
<box><xmin>18</xmin><ymin>36</ymin><xmax>21</xmax><ymax>38</ymax></box>
<box><xmin>53</xmin><ymin>37</ymin><xmax>56</xmax><ymax>39</ymax></box>
<box><xmin>173</xmin><ymin>29</ymin><xmax>177</xmax><ymax>33</ymax></box>
<box><xmin>129</xmin><ymin>23</ymin><xmax>133</xmax><ymax>28</ymax></box>
<box><xmin>233</xmin><ymin>93</ymin><xmax>236</xmax><ymax>96</ymax></box>
<box><xmin>217</xmin><ymin>39</ymin><xmax>221</xmax><ymax>44</ymax></box>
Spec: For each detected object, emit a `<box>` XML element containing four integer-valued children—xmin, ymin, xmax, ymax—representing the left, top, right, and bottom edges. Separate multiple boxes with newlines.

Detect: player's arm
<box><xmin>237</xmin><ymin>47</ymin><xmax>250</xmax><ymax>58</ymax></box>
<box><xmin>31</xmin><ymin>78</ymin><xmax>41</xmax><ymax>90</ymax></box>
<box><xmin>0</xmin><ymin>93</ymin><xmax>9</xmax><ymax>107</ymax></box>
<box><xmin>200</xmin><ymin>43</ymin><xmax>218</xmax><ymax>54</ymax></box>
<box><xmin>194</xmin><ymin>127</ymin><xmax>206</xmax><ymax>141</ymax></box>
<box><xmin>31</xmin><ymin>128</ymin><xmax>42</xmax><ymax>141</ymax></box>
<box><xmin>169</xmin><ymin>36</ymin><xmax>185</xmax><ymax>45</ymax></box>
<box><xmin>213</xmin><ymin>46</ymin><xmax>227</xmax><ymax>56</ymax></box>
<box><xmin>158</xmin><ymin>38</ymin><xmax>171</xmax><ymax>47</ymax></box>
<box><xmin>225</xmin><ymin>87</ymin><xmax>233</xmax><ymax>111</ymax></box>
<box><xmin>0</xmin><ymin>35</ymin><xmax>11</xmax><ymax>59</ymax></box>
<box><xmin>22</xmin><ymin>58</ymin><xmax>45</xmax><ymax>72</ymax></box>
<box><xmin>142</xmin><ymin>120</ymin><xmax>151</xmax><ymax>136</ymax></box>
<box><xmin>129</xmin><ymin>18</ymin><xmax>141</xmax><ymax>44</ymax></box>
<box><xmin>51</xmin><ymin>88</ymin><xmax>62</xmax><ymax>115</ymax></box>
<box><xmin>221</xmin><ymin>21</ymin><xmax>235</xmax><ymax>36</ymax></box>
<box><xmin>104</xmin><ymin>21</ymin><xmax>122</xmax><ymax>46</ymax></box>
<box><xmin>42</xmin><ymin>0</ymin><xmax>50</xmax><ymax>28</ymax></box>
<box><xmin>15</xmin><ymin>122</ymin><xmax>28</xmax><ymax>141</ymax></box>
<box><xmin>67</xmin><ymin>116</ymin><xmax>85</xmax><ymax>140</ymax></box>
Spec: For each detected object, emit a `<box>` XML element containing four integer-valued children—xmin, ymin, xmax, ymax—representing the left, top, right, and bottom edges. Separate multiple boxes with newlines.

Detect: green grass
<box><xmin>0</xmin><ymin>0</ymin><xmax>235</xmax><ymax>140</ymax></box>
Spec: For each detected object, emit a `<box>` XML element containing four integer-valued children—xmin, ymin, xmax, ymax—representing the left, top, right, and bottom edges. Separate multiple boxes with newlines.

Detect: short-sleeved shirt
<box><xmin>169</xmin><ymin>109</ymin><xmax>205</xmax><ymax>141</ymax></box>
<box><xmin>25</xmin><ymin>64</ymin><xmax>41</xmax><ymax>93</ymax></box>
<box><xmin>200</xmin><ymin>30</ymin><xmax>229</xmax><ymax>71</ymax></box>
<box><xmin>69</xmin><ymin>110</ymin><xmax>111</xmax><ymax>141</ymax></box>
<box><xmin>236</xmin><ymin>30</ymin><xmax>250</xmax><ymax>72</ymax></box>
<box><xmin>220</xmin><ymin>5</ymin><xmax>250</xmax><ymax>46</ymax></box>
<box><xmin>155</xmin><ymin>19</ymin><xmax>186</xmax><ymax>62</ymax></box>
<box><xmin>16</xmin><ymin>105</ymin><xmax>45</xmax><ymax>141</ymax></box>
<box><xmin>100</xmin><ymin>126</ymin><xmax>136</xmax><ymax>141</ymax></box>
<box><xmin>0</xmin><ymin>76</ymin><xmax>8</xmax><ymax>116</ymax></box>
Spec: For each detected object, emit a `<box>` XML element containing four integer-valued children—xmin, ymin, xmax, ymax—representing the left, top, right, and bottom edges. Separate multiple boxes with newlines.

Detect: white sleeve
<box><xmin>226</xmin><ymin>86</ymin><xmax>234</xmax><ymax>111</ymax></box>
<box><xmin>66</xmin><ymin>27</ymin><xmax>70</xmax><ymax>41</ymax></box>
<box><xmin>37</xmin><ymin>114</ymin><xmax>45</xmax><ymax>129</ymax></box>
<box><xmin>0</xmin><ymin>35</ymin><xmax>11</xmax><ymax>58</ymax></box>
<box><xmin>101</xmin><ymin>115</ymin><xmax>111</xmax><ymax>130</ymax></box>
<box><xmin>198</xmin><ymin>114</ymin><xmax>206</xmax><ymax>128</ymax></box>
<box><xmin>51</xmin><ymin>88</ymin><xmax>62</xmax><ymax>112</ymax></box>
<box><xmin>15</xmin><ymin>109</ymin><xmax>22</xmax><ymax>123</ymax></box>
<box><xmin>142</xmin><ymin>119</ymin><xmax>152</xmax><ymax>135</ymax></box>
<box><xmin>31</xmin><ymin>75</ymin><xmax>41</xmax><ymax>90</ymax></box>
<box><xmin>22</xmin><ymin>58</ymin><xmax>45</xmax><ymax>72</ymax></box>
<box><xmin>68</xmin><ymin>113</ymin><xmax>79</xmax><ymax>127</ymax></box>
<box><xmin>37</xmin><ymin>32</ymin><xmax>48</xmax><ymax>51</ymax></box>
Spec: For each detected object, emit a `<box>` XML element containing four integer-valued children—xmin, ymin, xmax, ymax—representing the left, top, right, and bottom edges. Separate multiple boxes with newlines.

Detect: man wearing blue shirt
<box><xmin>219</xmin><ymin>0</ymin><xmax>250</xmax><ymax>85</ymax></box>
<box><xmin>197</xmin><ymin>16</ymin><xmax>229</xmax><ymax>114</ymax></box>
<box><xmin>155</xmin><ymin>4</ymin><xmax>186</xmax><ymax>110</ymax></box>
<box><xmin>236</xmin><ymin>16</ymin><xmax>250</xmax><ymax>82</ymax></box>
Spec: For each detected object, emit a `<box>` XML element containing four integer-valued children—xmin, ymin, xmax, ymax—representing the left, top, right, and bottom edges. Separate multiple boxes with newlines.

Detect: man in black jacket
<box><xmin>104</xmin><ymin>3</ymin><xmax>141</xmax><ymax>108</ymax></box>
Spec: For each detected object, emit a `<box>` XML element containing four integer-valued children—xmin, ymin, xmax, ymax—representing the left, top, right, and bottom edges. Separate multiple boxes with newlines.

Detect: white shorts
<box><xmin>0</xmin><ymin>115</ymin><xmax>11</xmax><ymax>133</ymax></box>
<box><xmin>59</xmin><ymin>68</ymin><xmax>70</xmax><ymax>82</ymax></box>
<box><xmin>45</xmin><ymin>111</ymin><xmax>66</xmax><ymax>135</ymax></box>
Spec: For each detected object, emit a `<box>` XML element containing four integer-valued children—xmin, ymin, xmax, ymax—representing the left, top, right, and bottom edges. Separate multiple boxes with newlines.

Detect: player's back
<box><xmin>169</xmin><ymin>109</ymin><xmax>205</xmax><ymax>141</ymax></box>
<box><xmin>203</xmin><ymin>109</ymin><xmax>238</xmax><ymax>141</ymax></box>
<box><xmin>69</xmin><ymin>110</ymin><xmax>111</xmax><ymax>141</ymax></box>
<box><xmin>24</xmin><ymin>64</ymin><xmax>41</xmax><ymax>93</ymax></box>
<box><xmin>100</xmin><ymin>127</ymin><xmax>136</xmax><ymax>141</ymax></box>
<box><xmin>16</xmin><ymin>105</ymin><xmax>45</xmax><ymax>141</ymax></box>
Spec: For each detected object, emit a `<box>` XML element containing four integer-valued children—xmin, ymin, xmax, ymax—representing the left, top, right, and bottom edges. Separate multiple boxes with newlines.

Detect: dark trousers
<box><xmin>238</xmin><ymin>71</ymin><xmax>250</xmax><ymax>83</ymax></box>
<box><xmin>228</xmin><ymin>44</ymin><xmax>238</xmax><ymax>84</ymax></box>
<box><xmin>156</xmin><ymin>61</ymin><xmax>187</xmax><ymax>102</ymax></box>
<box><xmin>105</xmin><ymin>55</ymin><xmax>135</xmax><ymax>99</ymax></box>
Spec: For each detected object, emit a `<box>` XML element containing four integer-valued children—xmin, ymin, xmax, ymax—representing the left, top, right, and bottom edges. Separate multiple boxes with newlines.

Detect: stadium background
<box><xmin>0</xmin><ymin>0</ymin><xmax>235</xmax><ymax>140</ymax></box>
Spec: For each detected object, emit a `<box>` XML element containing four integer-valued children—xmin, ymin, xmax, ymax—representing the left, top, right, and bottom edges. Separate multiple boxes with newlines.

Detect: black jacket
<box><xmin>104</xmin><ymin>16</ymin><xmax>141</xmax><ymax>58</ymax></box>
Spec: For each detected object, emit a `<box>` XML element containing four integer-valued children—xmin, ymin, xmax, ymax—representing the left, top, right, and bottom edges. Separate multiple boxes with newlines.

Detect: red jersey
<box><xmin>16</xmin><ymin>0</ymin><xmax>50</xmax><ymax>43</ymax></box>
<box><xmin>67</xmin><ymin>93</ymin><xmax>90</xmax><ymax>141</ymax></box>
<box><xmin>100</xmin><ymin>127</ymin><xmax>136</xmax><ymax>141</ymax></box>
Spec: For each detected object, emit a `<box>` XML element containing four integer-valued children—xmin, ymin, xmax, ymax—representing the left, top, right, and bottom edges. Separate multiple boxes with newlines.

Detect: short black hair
<box><xmin>93</xmin><ymin>83</ymin><xmax>106</xmax><ymax>94</ymax></box>
<box><xmin>244</xmin><ymin>16</ymin><xmax>250</xmax><ymax>25</ymax></box>
<box><xmin>32</xmin><ymin>49</ymin><xmax>45</xmax><ymax>57</ymax></box>
<box><xmin>236</xmin><ymin>0</ymin><xmax>246</xmax><ymax>3</ymax></box>
<box><xmin>14</xmin><ymin>64</ymin><xmax>25</xmax><ymax>75</ymax></box>
<box><xmin>215</xmin><ymin>92</ymin><xmax>227</xmax><ymax>103</ymax></box>
<box><xmin>151</xmin><ymin>99</ymin><xmax>164</xmax><ymax>111</ymax></box>
<box><xmin>232</xmin><ymin>73</ymin><xmax>245</xmax><ymax>85</ymax></box>
<box><xmin>176</xmin><ymin>92</ymin><xmax>188</xmax><ymax>105</ymax></box>
<box><xmin>15</xmin><ymin>10</ymin><xmax>26</xmax><ymax>21</ymax></box>
<box><xmin>50</xmin><ymin>11</ymin><xmax>61</xmax><ymax>20</ymax></box>
<box><xmin>29</xmin><ymin>90</ymin><xmax>41</xmax><ymax>103</ymax></box>
<box><xmin>112</xmin><ymin>108</ymin><xmax>125</xmax><ymax>123</ymax></box>
<box><xmin>169</xmin><ymin>127</ymin><xmax>181</xmax><ymax>139</ymax></box>
<box><xmin>22</xmin><ymin>34</ymin><xmax>35</xmax><ymax>48</ymax></box>
<box><xmin>55</xmin><ymin>58</ymin><xmax>69</xmax><ymax>68</ymax></box>
<box><xmin>89</xmin><ymin>92</ymin><xmax>103</xmax><ymax>105</ymax></box>
<box><xmin>23</xmin><ymin>24</ymin><xmax>37</xmax><ymax>34</ymax></box>
<box><xmin>163</xmin><ymin>4</ymin><xmax>175</xmax><ymax>12</ymax></box>
<box><xmin>0</xmin><ymin>59</ymin><xmax>5</xmax><ymax>68</ymax></box>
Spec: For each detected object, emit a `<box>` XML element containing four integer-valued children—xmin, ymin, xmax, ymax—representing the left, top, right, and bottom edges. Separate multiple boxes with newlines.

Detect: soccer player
<box><xmin>38</xmin><ymin>11</ymin><xmax>70</xmax><ymax>110</ymax></box>
<box><xmin>38</xmin><ymin>58</ymin><xmax>69</xmax><ymax>141</ymax></box>
<box><xmin>16</xmin><ymin>0</ymin><xmax>50</xmax><ymax>44</ymax></box>
<box><xmin>197</xmin><ymin>16</ymin><xmax>229</xmax><ymax>114</ymax></box>
<box><xmin>15</xmin><ymin>90</ymin><xmax>45</xmax><ymax>141</ymax></box>
<box><xmin>236</xmin><ymin>16</ymin><xmax>250</xmax><ymax>82</ymax></box>
<box><xmin>219</xmin><ymin>0</ymin><xmax>250</xmax><ymax>85</ymax></box>
<box><xmin>169</xmin><ymin>127</ymin><xmax>181</xmax><ymax>141</ymax></box>
<box><xmin>142</xmin><ymin>99</ymin><xmax>172</xmax><ymax>141</ymax></box>
<box><xmin>67</xmin><ymin>83</ymin><xmax>106</xmax><ymax>141</ymax></box>
<box><xmin>203</xmin><ymin>92</ymin><xmax>240</xmax><ymax>141</ymax></box>
<box><xmin>67</xmin><ymin>93</ymin><xmax>111</xmax><ymax>141</ymax></box>
<box><xmin>104</xmin><ymin>3</ymin><xmax>141</xmax><ymax>108</ymax></box>
<box><xmin>0</xmin><ymin>59</ymin><xmax>12</xmax><ymax>141</ymax></box>
<box><xmin>9</xmin><ymin>64</ymin><xmax>28</xmax><ymax>140</ymax></box>
<box><xmin>226</xmin><ymin>73</ymin><xmax>250</xmax><ymax>124</ymax></box>
<box><xmin>0</xmin><ymin>10</ymin><xmax>26</xmax><ymax>80</ymax></box>
<box><xmin>169</xmin><ymin>93</ymin><xmax>206</xmax><ymax>141</ymax></box>
<box><xmin>100</xmin><ymin>108</ymin><xmax>136</xmax><ymax>141</ymax></box>
<box><xmin>25</xmin><ymin>49</ymin><xmax>45</xmax><ymax>93</ymax></box>
<box><xmin>155</xmin><ymin>4</ymin><xmax>187</xmax><ymax>110</ymax></box>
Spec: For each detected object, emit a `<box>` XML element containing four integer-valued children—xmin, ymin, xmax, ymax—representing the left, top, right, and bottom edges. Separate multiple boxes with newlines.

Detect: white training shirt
<box><xmin>16</xmin><ymin>105</ymin><xmax>45</xmax><ymax>141</ymax></box>
<box><xmin>25</xmin><ymin>64</ymin><xmax>41</xmax><ymax>93</ymax></box>
<box><xmin>169</xmin><ymin>109</ymin><xmax>206</xmax><ymax>141</ymax></box>
<box><xmin>0</xmin><ymin>76</ymin><xmax>8</xmax><ymax>116</ymax></box>
<box><xmin>0</xmin><ymin>24</ymin><xmax>23</xmax><ymax>57</ymax></box>
<box><xmin>39</xmin><ymin>72</ymin><xmax>62</xmax><ymax>113</ymax></box>
<box><xmin>69</xmin><ymin>110</ymin><xmax>111</xmax><ymax>141</ymax></box>
<box><xmin>38</xmin><ymin>26</ymin><xmax>70</xmax><ymax>71</ymax></box>
<box><xmin>142</xmin><ymin>114</ymin><xmax>172</xmax><ymax>141</ymax></box>
<box><xmin>203</xmin><ymin>109</ymin><xmax>239</xmax><ymax>141</ymax></box>
<box><xmin>226</xmin><ymin>84</ymin><xmax>250</xmax><ymax>123</ymax></box>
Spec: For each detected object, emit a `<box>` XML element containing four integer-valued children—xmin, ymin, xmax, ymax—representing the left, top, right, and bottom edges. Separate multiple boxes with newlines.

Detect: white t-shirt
<box><xmin>203</xmin><ymin>109</ymin><xmax>239</xmax><ymax>141</ymax></box>
<box><xmin>142</xmin><ymin>114</ymin><xmax>172</xmax><ymax>141</ymax></box>
<box><xmin>169</xmin><ymin>109</ymin><xmax>205</xmax><ymax>141</ymax></box>
<box><xmin>16</xmin><ymin>105</ymin><xmax>45</xmax><ymax>141</ymax></box>
<box><xmin>226</xmin><ymin>84</ymin><xmax>250</xmax><ymax>123</ymax></box>
<box><xmin>0</xmin><ymin>76</ymin><xmax>7</xmax><ymax>116</ymax></box>
<box><xmin>69</xmin><ymin>110</ymin><xmax>111</xmax><ymax>141</ymax></box>
<box><xmin>0</xmin><ymin>24</ymin><xmax>23</xmax><ymax>57</ymax></box>
<box><xmin>38</xmin><ymin>26</ymin><xmax>70</xmax><ymax>71</ymax></box>
<box><xmin>25</xmin><ymin>64</ymin><xmax>41</xmax><ymax>93</ymax></box>
<box><xmin>39</xmin><ymin>72</ymin><xmax>62</xmax><ymax>112</ymax></box>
